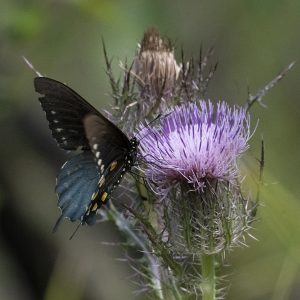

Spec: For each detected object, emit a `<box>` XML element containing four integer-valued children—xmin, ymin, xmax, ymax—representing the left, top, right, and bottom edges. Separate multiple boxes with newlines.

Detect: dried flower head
<box><xmin>138</xmin><ymin>100</ymin><xmax>251</xmax><ymax>198</ymax></box>
<box><xmin>134</xmin><ymin>28</ymin><xmax>181</xmax><ymax>99</ymax></box>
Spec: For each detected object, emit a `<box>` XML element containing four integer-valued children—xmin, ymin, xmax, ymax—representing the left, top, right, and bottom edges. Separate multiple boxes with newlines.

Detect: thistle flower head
<box><xmin>138</xmin><ymin>100</ymin><xmax>251</xmax><ymax>198</ymax></box>
<box><xmin>138</xmin><ymin>100</ymin><xmax>253</xmax><ymax>255</ymax></box>
<box><xmin>134</xmin><ymin>28</ymin><xmax>181</xmax><ymax>99</ymax></box>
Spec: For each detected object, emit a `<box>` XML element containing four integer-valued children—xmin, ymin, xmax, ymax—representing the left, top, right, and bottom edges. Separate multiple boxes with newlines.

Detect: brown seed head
<box><xmin>134</xmin><ymin>28</ymin><xmax>180</xmax><ymax>99</ymax></box>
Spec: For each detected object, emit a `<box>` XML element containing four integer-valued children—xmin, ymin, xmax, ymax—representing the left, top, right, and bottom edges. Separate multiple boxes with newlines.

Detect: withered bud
<box><xmin>134</xmin><ymin>28</ymin><xmax>181</xmax><ymax>98</ymax></box>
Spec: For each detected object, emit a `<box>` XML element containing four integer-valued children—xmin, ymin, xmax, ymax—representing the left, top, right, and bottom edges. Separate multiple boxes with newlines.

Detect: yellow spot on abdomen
<box><xmin>101</xmin><ymin>192</ymin><xmax>108</xmax><ymax>202</ymax></box>
<box><xmin>110</xmin><ymin>161</ymin><xmax>118</xmax><ymax>171</ymax></box>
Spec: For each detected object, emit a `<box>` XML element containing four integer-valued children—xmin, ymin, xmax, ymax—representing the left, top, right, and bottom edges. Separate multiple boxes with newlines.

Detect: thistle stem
<box><xmin>201</xmin><ymin>254</ymin><xmax>216</xmax><ymax>300</ymax></box>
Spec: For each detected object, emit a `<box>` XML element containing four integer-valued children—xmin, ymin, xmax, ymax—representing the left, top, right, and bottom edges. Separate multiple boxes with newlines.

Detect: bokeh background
<box><xmin>1</xmin><ymin>0</ymin><xmax>300</xmax><ymax>299</ymax></box>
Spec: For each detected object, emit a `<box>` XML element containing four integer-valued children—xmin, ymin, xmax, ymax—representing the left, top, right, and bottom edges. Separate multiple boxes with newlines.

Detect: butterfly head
<box><xmin>128</xmin><ymin>137</ymin><xmax>139</xmax><ymax>166</ymax></box>
<box><xmin>130</xmin><ymin>137</ymin><xmax>139</xmax><ymax>148</ymax></box>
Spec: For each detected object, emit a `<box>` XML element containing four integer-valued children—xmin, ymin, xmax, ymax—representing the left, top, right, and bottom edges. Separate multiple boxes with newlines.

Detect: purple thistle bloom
<box><xmin>138</xmin><ymin>100</ymin><xmax>251</xmax><ymax>197</ymax></box>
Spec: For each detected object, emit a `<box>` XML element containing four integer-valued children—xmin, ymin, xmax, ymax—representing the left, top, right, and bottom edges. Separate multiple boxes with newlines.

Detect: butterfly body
<box><xmin>34</xmin><ymin>77</ymin><xmax>138</xmax><ymax>230</ymax></box>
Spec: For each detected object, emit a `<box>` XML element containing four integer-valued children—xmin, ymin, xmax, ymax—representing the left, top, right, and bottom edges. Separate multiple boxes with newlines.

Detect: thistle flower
<box><xmin>134</xmin><ymin>28</ymin><xmax>181</xmax><ymax>100</ymax></box>
<box><xmin>138</xmin><ymin>100</ymin><xmax>251</xmax><ymax>198</ymax></box>
<box><xmin>137</xmin><ymin>100</ymin><xmax>254</xmax><ymax>257</ymax></box>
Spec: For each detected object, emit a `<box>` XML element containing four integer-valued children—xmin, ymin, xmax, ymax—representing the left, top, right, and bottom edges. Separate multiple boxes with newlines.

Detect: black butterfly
<box><xmin>34</xmin><ymin>77</ymin><xmax>138</xmax><ymax>231</ymax></box>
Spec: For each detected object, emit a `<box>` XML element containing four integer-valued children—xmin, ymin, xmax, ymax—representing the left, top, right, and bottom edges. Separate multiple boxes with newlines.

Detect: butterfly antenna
<box><xmin>137</xmin><ymin>115</ymin><xmax>161</xmax><ymax>142</ymax></box>
<box><xmin>138</xmin><ymin>112</ymin><xmax>173</xmax><ymax>142</ymax></box>
<box><xmin>148</xmin><ymin>113</ymin><xmax>163</xmax><ymax>126</ymax></box>
<box><xmin>69</xmin><ymin>222</ymin><xmax>82</xmax><ymax>240</ymax></box>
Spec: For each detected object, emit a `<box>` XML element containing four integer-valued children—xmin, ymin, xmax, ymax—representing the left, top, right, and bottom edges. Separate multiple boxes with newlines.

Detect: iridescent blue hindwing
<box><xmin>53</xmin><ymin>152</ymin><xmax>99</xmax><ymax>231</ymax></box>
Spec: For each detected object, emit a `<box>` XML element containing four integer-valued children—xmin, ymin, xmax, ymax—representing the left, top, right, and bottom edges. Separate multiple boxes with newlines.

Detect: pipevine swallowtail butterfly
<box><xmin>34</xmin><ymin>77</ymin><xmax>138</xmax><ymax>232</ymax></box>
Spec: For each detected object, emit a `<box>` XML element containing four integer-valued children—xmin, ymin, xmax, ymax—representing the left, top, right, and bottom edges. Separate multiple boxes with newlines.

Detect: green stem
<box><xmin>201</xmin><ymin>254</ymin><xmax>216</xmax><ymax>300</ymax></box>
<box><xmin>124</xmin><ymin>204</ymin><xmax>182</xmax><ymax>276</ymax></box>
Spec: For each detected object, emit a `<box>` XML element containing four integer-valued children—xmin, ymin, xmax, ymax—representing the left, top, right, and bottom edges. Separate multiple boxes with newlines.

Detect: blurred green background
<box><xmin>0</xmin><ymin>0</ymin><xmax>300</xmax><ymax>299</ymax></box>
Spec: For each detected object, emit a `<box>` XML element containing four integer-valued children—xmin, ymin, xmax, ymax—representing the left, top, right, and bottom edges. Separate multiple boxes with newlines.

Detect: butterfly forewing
<box><xmin>35</xmin><ymin>77</ymin><xmax>101</xmax><ymax>150</ymax></box>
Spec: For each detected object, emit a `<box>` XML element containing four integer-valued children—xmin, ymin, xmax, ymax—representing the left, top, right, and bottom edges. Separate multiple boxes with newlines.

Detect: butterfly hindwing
<box><xmin>80</xmin><ymin>114</ymin><xmax>132</xmax><ymax>221</ymax></box>
<box><xmin>83</xmin><ymin>156</ymin><xmax>129</xmax><ymax>222</ymax></box>
<box><xmin>54</xmin><ymin>152</ymin><xmax>100</xmax><ymax>231</ymax></box>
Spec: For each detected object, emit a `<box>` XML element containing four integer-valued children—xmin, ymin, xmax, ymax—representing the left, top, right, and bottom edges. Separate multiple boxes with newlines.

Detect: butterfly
<box><xmin>34</xmin><ymin>77</ymin><xmax>138</xmax><ymax>232</ymax></box>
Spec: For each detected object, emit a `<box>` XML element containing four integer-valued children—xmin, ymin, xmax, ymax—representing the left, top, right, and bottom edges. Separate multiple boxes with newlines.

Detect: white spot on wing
<box><xmin>99</xmin><ymin>175</ymin><xmax>105</xmax><ymax>187</ymax></box>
